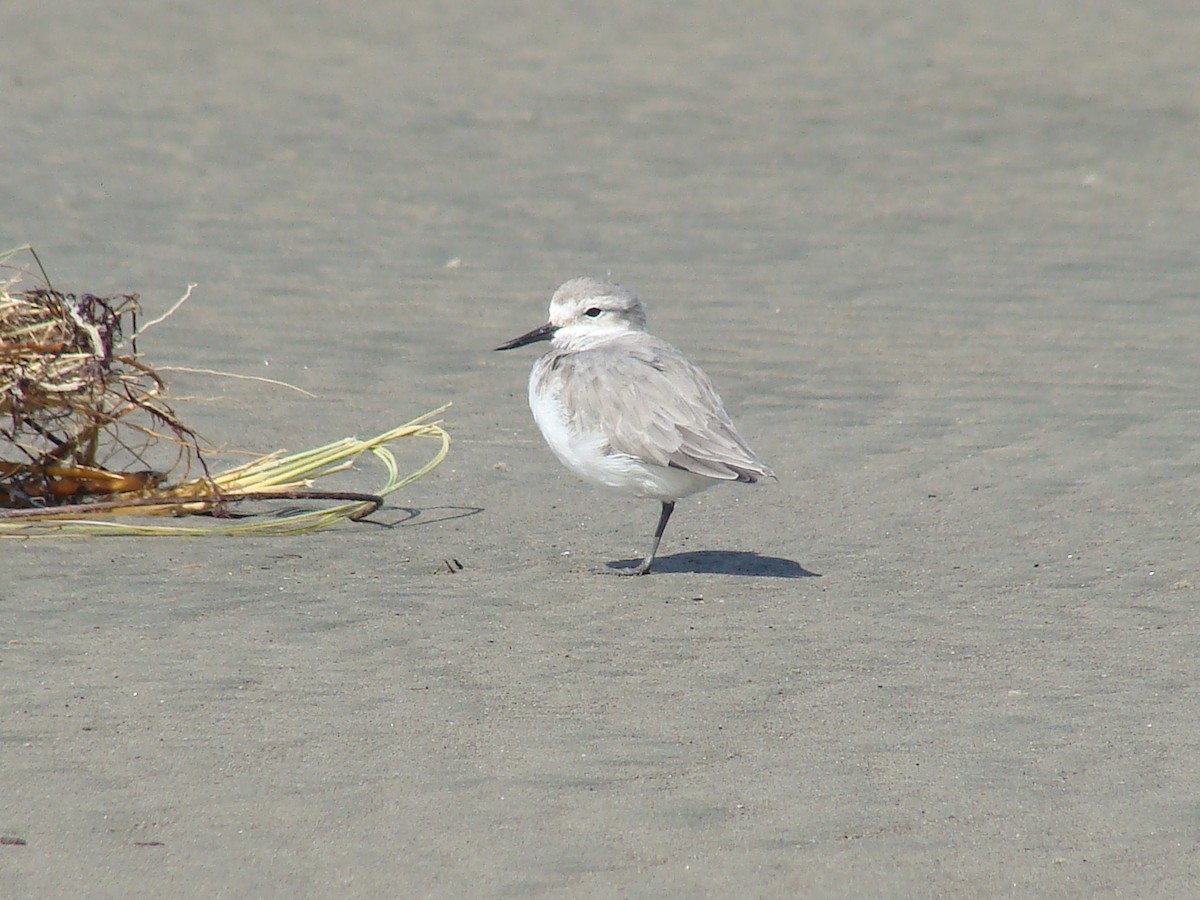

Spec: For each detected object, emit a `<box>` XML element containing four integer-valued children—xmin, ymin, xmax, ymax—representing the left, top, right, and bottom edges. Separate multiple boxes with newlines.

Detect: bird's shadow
<box><xmin>606</xmin><ymin>551</ymin><xmax>819</xmax><ymax>578</ymax></box>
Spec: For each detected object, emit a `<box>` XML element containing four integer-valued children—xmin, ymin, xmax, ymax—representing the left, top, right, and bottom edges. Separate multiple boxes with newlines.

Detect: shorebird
<box><xmin>494</xmin><ymin>277</ymin><xmax>774</xmax><ymax>575</ymax></box>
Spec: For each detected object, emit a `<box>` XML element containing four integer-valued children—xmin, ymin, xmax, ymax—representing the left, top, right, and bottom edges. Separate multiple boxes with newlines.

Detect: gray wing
<box><xmin>552</xmin><ymin>335</ymin><xmax>774</xmax><ymax>482</ymax></box>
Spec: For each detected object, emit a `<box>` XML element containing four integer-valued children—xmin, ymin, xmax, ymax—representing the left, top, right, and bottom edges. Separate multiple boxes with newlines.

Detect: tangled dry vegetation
<box><xmin>0</xmin><ymin>247</ymin><xmax>448</xmax><ymax>536</ymax></box>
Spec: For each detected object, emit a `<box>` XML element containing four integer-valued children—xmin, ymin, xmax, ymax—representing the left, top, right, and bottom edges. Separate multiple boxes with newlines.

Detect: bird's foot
<box><xmin>592</xmin><ymin>562</ymin><xmax>654</xmax><ymax>576</ymax></box>
<box><xmin>616</xmin><ymin>560</ymin><xmax>654</xmax><ymax>576</ymax></box>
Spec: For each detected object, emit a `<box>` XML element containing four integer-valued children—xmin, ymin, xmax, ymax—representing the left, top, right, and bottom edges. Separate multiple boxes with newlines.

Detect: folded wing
<box><xmin>554</xmin><ymin>335</ymin><xmax>774</xmax><ymax>483</ymax></box>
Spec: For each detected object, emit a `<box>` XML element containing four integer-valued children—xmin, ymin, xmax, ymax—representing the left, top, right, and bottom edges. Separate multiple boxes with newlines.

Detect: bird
<box><xmin>494</xmin><ymin>277</ymin><xmax>774</xmax><ymax>575</ymax></box>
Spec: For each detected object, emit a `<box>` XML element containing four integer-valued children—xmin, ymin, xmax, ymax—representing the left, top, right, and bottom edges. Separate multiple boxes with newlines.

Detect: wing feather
<box><xmin>547</xmin><ymin>334</ymin><xmax>774</xmax><ymax>482</ymax></box>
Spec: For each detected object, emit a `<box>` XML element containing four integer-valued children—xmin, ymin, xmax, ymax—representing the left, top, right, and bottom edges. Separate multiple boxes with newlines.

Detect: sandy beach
<box><xmin>2</xmin><ymin>2</ymin><xmax>1198</xmax><ymax>897</ymax></box>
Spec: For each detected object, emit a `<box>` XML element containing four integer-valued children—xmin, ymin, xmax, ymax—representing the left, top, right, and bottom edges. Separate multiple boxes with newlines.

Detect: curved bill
<box><xmin>493</xmin><ymin>322</ymin><xmax>558</xmax><ymax>351</ymax></box>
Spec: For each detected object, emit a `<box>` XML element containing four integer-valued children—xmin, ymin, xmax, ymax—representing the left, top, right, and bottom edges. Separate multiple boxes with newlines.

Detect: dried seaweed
<box><xmin>0</xmin><ymin>246</ymin><xmax>450</xmax><ymax>534</ymax></box>
<box><xmin>0</xmin><ymin>247</ymin><xmax>205</xmax><ymax>506</ymax></box>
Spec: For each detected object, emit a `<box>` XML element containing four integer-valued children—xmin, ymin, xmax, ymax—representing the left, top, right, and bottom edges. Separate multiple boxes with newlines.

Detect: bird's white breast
<box><xmin>528</xmin><ymin>357</ymin><xmax>714</xmax><ymax>502</ymax></box>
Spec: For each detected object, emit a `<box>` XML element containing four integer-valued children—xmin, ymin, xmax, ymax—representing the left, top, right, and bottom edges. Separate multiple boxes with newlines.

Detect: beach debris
<box><xmin>0</xmin><ymin>246</ymin><xmax>449</xmax><ymax>536</ymax></box>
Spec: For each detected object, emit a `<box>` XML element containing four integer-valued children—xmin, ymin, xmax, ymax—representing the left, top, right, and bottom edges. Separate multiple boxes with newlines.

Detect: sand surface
<box><xmin>3</xmin><ymin>2</ymin><xmax>1199</xmax><ymax>897</ymax></box>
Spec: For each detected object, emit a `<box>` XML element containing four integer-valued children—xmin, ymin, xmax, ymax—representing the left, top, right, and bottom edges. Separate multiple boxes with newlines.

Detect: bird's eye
<box><xmin>584</xmin><ymin>307</ymin><xmax>603</xmax><ymax>318</ymax></box>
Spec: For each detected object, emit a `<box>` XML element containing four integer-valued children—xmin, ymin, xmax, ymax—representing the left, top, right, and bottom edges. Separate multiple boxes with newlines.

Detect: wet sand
<box><xmin>3</xmin><ymin>2</ymin><xmax>1199</xmax><ymax>897</ymax></box>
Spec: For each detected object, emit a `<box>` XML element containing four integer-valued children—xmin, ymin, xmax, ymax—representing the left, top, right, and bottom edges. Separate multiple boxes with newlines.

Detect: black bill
<box><xmin>493</xmin><ymin>322</ymin><xmax>558</xmax><ymax>351</ymax></box>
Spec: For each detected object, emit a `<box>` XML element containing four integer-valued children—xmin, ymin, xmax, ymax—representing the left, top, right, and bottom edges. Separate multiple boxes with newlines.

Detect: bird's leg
<box><xmin>624</xmin><ymin>501</ymin><xmax>675</xmax><ymax>576</ymax></box>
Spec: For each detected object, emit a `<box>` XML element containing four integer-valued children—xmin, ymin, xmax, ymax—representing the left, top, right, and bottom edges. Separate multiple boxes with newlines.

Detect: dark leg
<box><xmin>623</xmin><ymin>501</ymin><xmax>675</xmax><ymax>576</ymax></box>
